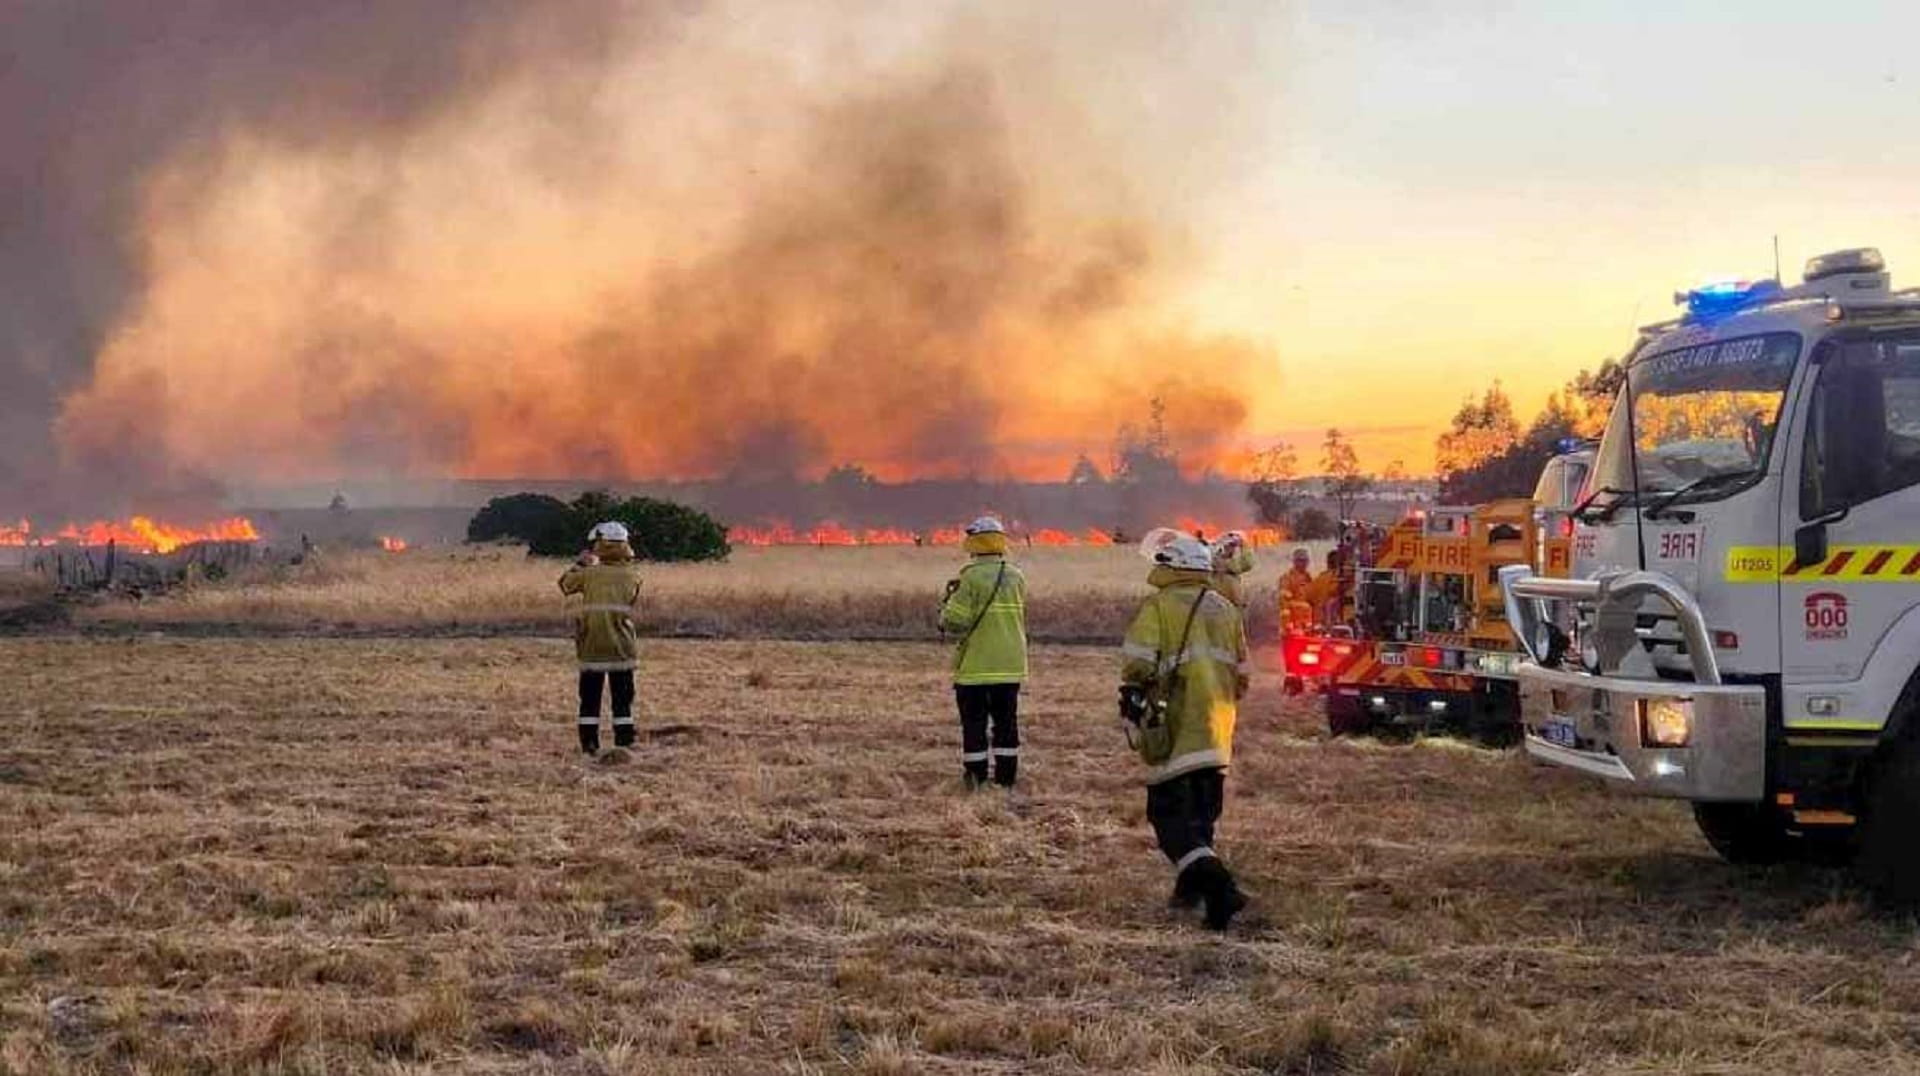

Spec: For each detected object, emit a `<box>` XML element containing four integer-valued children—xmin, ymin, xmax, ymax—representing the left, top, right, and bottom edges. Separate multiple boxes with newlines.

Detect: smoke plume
<box><xmin>4</xmin><ymin>0</ymin><xmax>1276</xmax><ymax>514</ymax></box>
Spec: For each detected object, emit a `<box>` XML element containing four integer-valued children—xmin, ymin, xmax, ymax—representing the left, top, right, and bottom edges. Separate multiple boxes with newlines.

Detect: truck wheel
<box><xmin>1855</xmin><ymin>733</ymin><xmax>1920</xmax><ymax>906</ymax></box>
<box><xmin>1326</xmin><ymin>696</ymin><xmax>1370</xmax><ymax>738</ymax></box>
<box><xmin>1692</xmin><ymin>803</ymin><xmax>1790</xmax><ymax>865</ymax></box>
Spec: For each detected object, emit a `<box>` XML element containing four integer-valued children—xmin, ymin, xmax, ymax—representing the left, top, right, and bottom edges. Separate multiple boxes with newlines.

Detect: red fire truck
<box><xmin>1284</xmin><ymin>450</ymin><xmax>1588</xmax><ymax>740</ymax></box>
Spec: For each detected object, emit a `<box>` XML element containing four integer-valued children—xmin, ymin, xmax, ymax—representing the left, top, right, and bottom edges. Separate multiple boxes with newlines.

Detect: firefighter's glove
<box><xmin>936</xmin><ymin>579</ymin><xmax>961</xmax><ymax>632</ymax></box>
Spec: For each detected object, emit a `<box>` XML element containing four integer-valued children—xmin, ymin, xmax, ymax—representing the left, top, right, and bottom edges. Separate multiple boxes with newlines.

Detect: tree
<box><xmin>1434</xmin><ymin>384</ymin><xmax>1521</xmax><ymax>476</ymax></box>
<box><xmin>1382</xmin><ymin>459</ymin><xmax>1409</xmax><ymax>484</ymax></box>
<box><xmin>822</xmin><ymin>463</ymin><xmax>877</xmax><ymax>516</ymax></box>
<box><xmin>1244</xmin><ymin>441</ymin><xmax>1299</xmax><ymax>526</ymax></box>
<box><xmin>1291</xmin><ymin>506</ymin><xmax>1337</xmax><ymax>540</ymax></box>
<box><xmin>1067</xmin><ymin>454</ymin><xmax>1106</xmax><ymax>485</ymax></box>
<box><xmin>1435</xmin><ymin>361</ymin><xmax>1626</xmax><ymax>504</ymax></box>
<box><xmin>466</xmin><ymin>490</ymin><xmax>730</xmax><ymax>561</ymax></box>
<box><xmin>1322</xmin><ymin>428</ymin><xmax>1373</xmax><ymax>520</ymax></box>
<box><xmin>599</xmin><ymin>495</ymin><xmax>731</xmax><ymax>562</ymax></box>
<box><xmin>1113</xmin><ymin>397</ymin><xmax>1180</xmax><ymax>486</ymax></box>
<box><xmin>467</xmin><ymin>493</ymin><xmax>571</xmax><ymax>544</ymax></box>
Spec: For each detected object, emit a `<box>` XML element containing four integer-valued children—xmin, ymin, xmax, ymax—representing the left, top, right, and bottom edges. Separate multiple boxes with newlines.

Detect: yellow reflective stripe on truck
<box><xmin>1726</xmin><ymin>545</ymin><xmax>1920</xmax><ymax>582</ymax></box>
<box><xmin>1782</xmin><ymin>717</ymin><xmax>1885</xmax><ymax>732</ymax></box>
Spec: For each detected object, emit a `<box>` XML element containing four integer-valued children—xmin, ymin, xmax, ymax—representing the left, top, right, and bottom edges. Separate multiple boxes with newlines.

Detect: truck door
<box><xmin>1781</xmin><ymin>333</ymin><xmax>1920</xmax><ymax>729</ymax></box>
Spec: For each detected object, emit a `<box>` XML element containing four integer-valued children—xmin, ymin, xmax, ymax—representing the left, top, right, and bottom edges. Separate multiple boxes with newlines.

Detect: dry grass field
<box><xmin>5</xmin><ymin>630</ymin><xmax>1919</xmax><ymax>1074</ymax></box>
<box><xmin>64</xmin><ymin>546</ymin><xmax>1310</xmax><ymax>641</ymax></box>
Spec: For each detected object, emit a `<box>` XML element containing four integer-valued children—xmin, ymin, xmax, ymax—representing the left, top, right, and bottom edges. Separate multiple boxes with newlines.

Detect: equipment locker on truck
<box><xmin>1499</xmin><ymin>247</ymin><xmax>1920</xmax><ymax>900</ymax></box>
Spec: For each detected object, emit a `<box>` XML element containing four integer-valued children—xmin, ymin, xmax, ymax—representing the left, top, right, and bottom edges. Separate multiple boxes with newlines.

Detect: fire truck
<box><xmin>1286</xmin><ymin>456</ymin><xmax>1586</xmax><ymax>741</ymax></box>
<box><xmin>1499</xmin><ymin>247</ymin><xmax>1920</xmax><ymax>901</ymax></box>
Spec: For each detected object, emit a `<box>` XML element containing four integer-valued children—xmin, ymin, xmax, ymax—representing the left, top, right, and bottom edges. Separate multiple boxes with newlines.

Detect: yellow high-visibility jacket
<box><xmin>1122</xmin><ymin>566</ymin><xmax>1251</xmax><ymax>784</ymax></box>
<box><xmin>559</xmin><ymin>544</ymin><xmax>642</xmax><ymax>671</ymax></box>
<box><xmin>1307</xmin><ymin>569</ymin><xmax>1343</xmax><ymax>622</ymax></box>
<box><xmin>1280</xmin><ymin>566</ymin><xmax>1316</xmax><ymax>628</ymax></box>
<box><xmin>939</xmin><ymin>554</ymin><xmax>1028</xmax><ymax>685</ymax></box>
<box><xmin>1213</xmin><ymin>546</ymin><xmax>1255</xmax><ymax>607</ymax></box>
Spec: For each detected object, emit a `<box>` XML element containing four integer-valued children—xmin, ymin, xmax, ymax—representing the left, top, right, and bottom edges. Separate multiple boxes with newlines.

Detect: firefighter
<box><xmin>1279</xmin><ymin>546</ymin><xmax>1315</xmax><ymax>629</ymax></box>
<box><xmin>938</xmin><ymin>516</ymin><xmax>1029</xmax><ymax>789</ymax></box>
<box><xmin>1308</xmin><ymin>548</ymin><xmax>1346</xmax><ymax>625</ymax></box>
<box><xmin>559</xmin><ymin>521</ymin><xmax>643</xmax><ymax>755</ymax></box>
<box><xmin>1119</xmin><ymin>534</ymin><xmax>1251</xmax><ymax>930</ymax></box>
<box><xmin>1211</xmin><ymin>530</ymin><xmax>1255</xmax><ymax>607</ymax></box>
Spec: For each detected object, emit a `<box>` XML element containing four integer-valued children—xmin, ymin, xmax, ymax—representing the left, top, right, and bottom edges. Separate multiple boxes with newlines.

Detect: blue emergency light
<box><xmin>1678</xmin><ymin>278</ymin><xmax>1781</xmax><ymax>320</ymax></box>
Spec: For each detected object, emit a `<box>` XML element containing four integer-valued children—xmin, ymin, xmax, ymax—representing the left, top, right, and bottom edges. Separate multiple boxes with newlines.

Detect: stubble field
<box><xmin>56</xmin><ymin>545</ymin><xmax>1307</xmax><ymax>641</ymax></box>
<box><xmin>2</xmin><ymin>548</ymin><xmax>1919</xmax><ymax>1073</ymax></box>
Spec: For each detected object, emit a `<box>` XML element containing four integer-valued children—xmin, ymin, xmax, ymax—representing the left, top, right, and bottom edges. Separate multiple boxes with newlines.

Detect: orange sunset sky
<box><xmin>1172</xmin><ymin>2</ymin><xmax>1920</xmax><ymax>471</ymax></box>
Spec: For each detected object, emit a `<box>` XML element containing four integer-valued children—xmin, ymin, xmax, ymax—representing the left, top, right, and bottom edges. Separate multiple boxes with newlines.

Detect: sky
<box><xmin>1182</xmin><ymin>0</ymin><xmax>1920</xmax><ymax>470</ymax></box>
<box><xmin>10</xmin><ymin>0</ymin><xmax>1920</xmax><ymax>513</ymax></box>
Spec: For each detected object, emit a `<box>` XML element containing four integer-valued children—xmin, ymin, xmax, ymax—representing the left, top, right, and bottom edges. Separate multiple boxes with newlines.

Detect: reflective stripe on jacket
<box><xmin>939</xmin><ymin>555</ymin><xmax>1028</xmax><ymax>685</ymax></box>
<box><xmin>559</xmin><ymin>557</ymin><xmax>642</xmax><ymax>670</ymax></box>
<box><xmin>1121</xmin><ymin>566</ymin><xmax>1250</xmax><ymax>784</ymax></box>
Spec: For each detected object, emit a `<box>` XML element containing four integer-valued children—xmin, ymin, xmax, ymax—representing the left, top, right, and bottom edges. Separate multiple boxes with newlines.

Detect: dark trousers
<box><xmin>1147</xmin><ymin>767</ymin><xmax>1225</xmax><ymax>869</ymax></box>
<box><xmin>1148</xmin><ymin>767</ymin><xmax>1244</xmax><ymax>928</ymax></box>
<box><xmin>955</xmin><ymin>683</ymin><xmax>1020</xmax><ymax>787</ymax></box>
<box><xmin>578</xmin><ymin>669</ymin><xmax>635</xmax><ymax>752</ymax></box>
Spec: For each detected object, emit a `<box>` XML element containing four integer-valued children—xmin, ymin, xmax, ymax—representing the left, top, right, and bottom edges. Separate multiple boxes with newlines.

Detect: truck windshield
<box><xmin>1591</xmin><ymin>331</ymin><xmax>1802</xmax><ymax>502</ymax></box>
<box><xmin>1531</xmin><ymin>454</ymin><xmax>1590</xmax><ymax>510</ymax></box>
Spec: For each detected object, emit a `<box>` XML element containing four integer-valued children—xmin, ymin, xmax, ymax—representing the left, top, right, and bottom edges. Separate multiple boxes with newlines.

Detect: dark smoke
<box><xmin>8</xmin><ymin>1</ymin><xmax>1273</xmax><ymax>515</ymax></box>
<box><xmin>0</xmin><ymin>0</ymin><xmax>637</xmax><ymax>515</ymax></box>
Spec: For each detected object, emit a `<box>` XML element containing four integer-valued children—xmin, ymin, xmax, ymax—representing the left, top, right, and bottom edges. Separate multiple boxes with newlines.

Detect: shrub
<box><xmin>1291</xmin><ymin>506</ymin><xmax>1337</xmax><ymax>539</ymax></box>
<box><xmin>467</xmin><ymin>494</ymin><xmax>571</xmax><ymax>544</ymax></box>
<box><xmin>468</xmin><ymin>490</ymin><xmax>731</xmax><ymax>562</ymax></box>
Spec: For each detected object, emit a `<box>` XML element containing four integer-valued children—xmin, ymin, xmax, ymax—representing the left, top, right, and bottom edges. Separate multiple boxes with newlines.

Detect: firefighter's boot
<box><xmin>1197</xmin><ymin>859</ymin><xmax>1247</xmax><ymax>931</ymax></box>
<box><xmin>992</xmin><ymin>754</ymin><xmax>1018</xmax><ymax>789</ymax></box>
<box><xmin>1168</xmin><ymin>866</ymin><xmax>1204</xmax><ymax>911</ymax></box>
<box><xmin>578</xmin><ymin>722</ymin><xmax>601</xmax><ymax>756</ymax></box>
<box><xmin>612</xmin><ymin>719</ymin><xmax>636</xmax><ymax>749</ymax></box>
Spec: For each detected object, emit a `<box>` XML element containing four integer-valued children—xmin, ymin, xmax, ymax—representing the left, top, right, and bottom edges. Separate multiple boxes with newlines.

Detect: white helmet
<box><xmin>965</xmin><ymin>515</ymin><xmax>1006</xmax><ymax>536</ymax></box>
<box><xmin>1154</xmin><ymin>535</ymin><xmax>1214</xmax><ymax>572</ymax></box>
<box><xmin>1136</xmin><ymin>526</ymin><xmax>1187</xmax><ymax>561</ymax></box>
<box><xmin>587</xmin><ymin>521</ymin><xmax>629</xmax><ymax>543</ymax></box>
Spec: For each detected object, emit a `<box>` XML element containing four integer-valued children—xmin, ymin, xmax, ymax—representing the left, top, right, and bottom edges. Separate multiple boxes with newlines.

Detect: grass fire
<box><xmin>0</xmin><ymin>515</ymin><xmax>259</xmax><ymax>555</ymax></box>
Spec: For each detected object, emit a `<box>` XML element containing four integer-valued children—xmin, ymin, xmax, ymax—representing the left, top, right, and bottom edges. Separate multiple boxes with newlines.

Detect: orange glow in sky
<box><xmin>45</xmin><ymin>2</ymin><xmax>1920</xmax><ymax>482</ymax></box>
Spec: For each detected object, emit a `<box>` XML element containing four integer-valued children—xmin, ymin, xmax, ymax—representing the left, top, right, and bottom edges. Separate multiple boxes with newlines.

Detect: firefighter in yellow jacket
<box><xmin>1279</xmin><ymin>547</ymin><xmax>1316</xmax><ymax>630</ymax></box>
<box><xmin>1120</xmin><ymin>534</ymin><xmax>1251</xmax><ymax>929</ymax></box>
<box><xmin>559</xmin><ymin>521</ymin><xmax>643</xmax><ymax>755</ymax></box>
<box><xmin>938</xmin><ymin>516</ymin><xmax>1029</xmax><ymax>789</ymax></box>
<box><xmin>1211</xmin><ymin>530</ymin><xmax>1255</xmax><ymax>607</ymax></box>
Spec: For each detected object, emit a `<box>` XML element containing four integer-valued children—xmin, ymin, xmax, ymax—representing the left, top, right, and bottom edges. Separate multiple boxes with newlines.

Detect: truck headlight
<box><xmin>1638</xmin><ymin>697</ymin><xmax>1693</xmax><ymax>748</ymax></box>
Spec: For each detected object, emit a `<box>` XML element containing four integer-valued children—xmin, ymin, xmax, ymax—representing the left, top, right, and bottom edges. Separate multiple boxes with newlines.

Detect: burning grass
<box><xmin>0</xmin><ymin>517</ymin><xmax>260</xmax><ymax>555</ymax></box>
<box><xmin>68</xmin><ymin>545</ymin><xmax>1303</xmax><ymax>642</ymax></box>
<box><xmin>3</xmin><ymin>635</ymin><xmax>1918</xmax><ymax>1073</ymax></box>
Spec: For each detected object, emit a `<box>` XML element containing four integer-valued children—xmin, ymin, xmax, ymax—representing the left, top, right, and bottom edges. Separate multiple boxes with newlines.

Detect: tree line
<box><xmin>1432</xmin><ymin>362</ymin><xmax>1622</xmax><ymax>504</ymax></box>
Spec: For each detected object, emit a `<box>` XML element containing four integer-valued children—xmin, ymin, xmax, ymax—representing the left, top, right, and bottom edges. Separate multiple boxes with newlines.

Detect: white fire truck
<box><xmin>1500</xmin><ymin>247</ymin><xmax>1920</xmax><ymax>900</ymax></box>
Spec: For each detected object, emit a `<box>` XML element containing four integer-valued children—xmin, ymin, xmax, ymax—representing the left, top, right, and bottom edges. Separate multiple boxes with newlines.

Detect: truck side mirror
<box><xmin>1793</xmin><ymin>521</ymin><xmax>1829</xmax><ymax>570</ymax></box>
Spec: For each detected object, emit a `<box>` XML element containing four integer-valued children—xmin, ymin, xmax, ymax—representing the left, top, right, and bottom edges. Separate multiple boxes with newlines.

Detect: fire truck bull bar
<box><xmin>1495</xmin><ymin>565</ymin><xmax>1767</xmax><ymax>802</ymax></box>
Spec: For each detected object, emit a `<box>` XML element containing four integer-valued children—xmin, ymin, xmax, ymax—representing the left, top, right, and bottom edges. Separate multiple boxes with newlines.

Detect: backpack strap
<box><xmin>1150</xmin><ymin>584</ymin><xmax>1212</xmax><ymax>705</ymax></box>
<box><xmin>954</xmin><ymin>561</ymin><xmax>1009</xmax><ymax>666</ymax></box>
